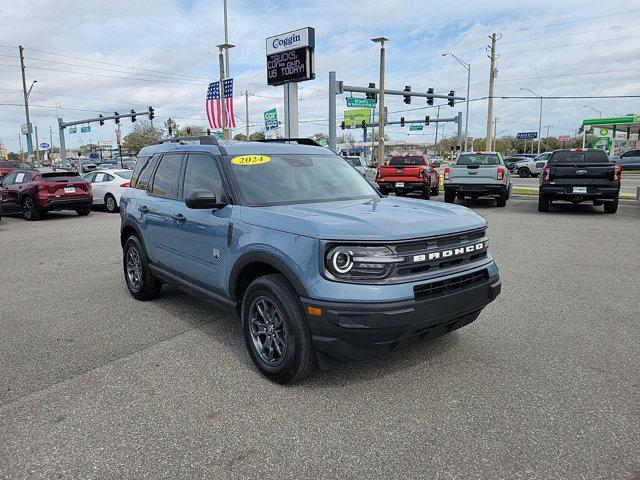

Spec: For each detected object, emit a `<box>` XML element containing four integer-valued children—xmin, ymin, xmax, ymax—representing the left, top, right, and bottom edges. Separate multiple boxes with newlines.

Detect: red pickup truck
<box><xmin>376</xmin><ymin>154</ymin><xmax>440</xmax><ymax>199</ymax></box>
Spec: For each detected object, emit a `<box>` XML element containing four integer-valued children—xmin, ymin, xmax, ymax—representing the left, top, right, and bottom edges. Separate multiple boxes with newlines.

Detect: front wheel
<box><xmin>242</xmin><ymin>274</ymin><xmax>318</xmax><ymax>384</ymax></box>
<box><xmin>444</xmin><ymin>190</ymin><xmax>456</xmax><ymax>203</ymax></box>
<box><xmin>518</xmin><ymin>167</ymin><xmax>531</xmax><ymax>178</ymax></box>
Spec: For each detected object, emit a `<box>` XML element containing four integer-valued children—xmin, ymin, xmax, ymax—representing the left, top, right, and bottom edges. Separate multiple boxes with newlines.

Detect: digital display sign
<box><xmin>266</xmin><ymin>47</ymin><xmax>315</xmax><ymax>86</ymax></box>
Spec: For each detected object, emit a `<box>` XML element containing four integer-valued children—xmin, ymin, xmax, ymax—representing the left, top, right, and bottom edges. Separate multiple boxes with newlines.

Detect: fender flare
<box><xmin>228</xmin><ymin>250</ymin><xmax>309</xmax><ymax>302</ymax></box>
<box><xmin>120</xmin><ymin>217</ymin><xmax>148</xmax><ymax>253</ymax></box>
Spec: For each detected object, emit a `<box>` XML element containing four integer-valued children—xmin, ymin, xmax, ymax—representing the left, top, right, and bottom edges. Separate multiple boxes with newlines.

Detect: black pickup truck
<box><xmin>538</xmin><ymin>149</ymin><xmax>621</xmax><ymax>213</ymax></box>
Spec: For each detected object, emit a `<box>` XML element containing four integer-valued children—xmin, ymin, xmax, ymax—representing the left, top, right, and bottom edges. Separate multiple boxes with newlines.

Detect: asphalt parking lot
<box><xmin>1</xmin><ymin>197</ymin><xmax>639</xmax><ymax>479</ymax></box>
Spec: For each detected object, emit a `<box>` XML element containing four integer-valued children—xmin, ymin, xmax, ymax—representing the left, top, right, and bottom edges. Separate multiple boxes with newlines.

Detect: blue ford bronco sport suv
<box><xmin>120</xmin><ymin>137</ymin><xmax>501</xmax><ymax>384</ymax></box>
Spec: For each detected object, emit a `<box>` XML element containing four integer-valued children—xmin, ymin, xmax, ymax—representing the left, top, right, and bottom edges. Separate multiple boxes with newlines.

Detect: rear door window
<box><xmin>151</xmin><ymin>154</ymin><xmax>184</xmax><ymax>198</ymax></box>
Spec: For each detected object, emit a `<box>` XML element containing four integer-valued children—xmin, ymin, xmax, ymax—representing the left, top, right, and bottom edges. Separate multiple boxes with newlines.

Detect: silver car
<box><xmin>515</xmin><ymin>152</ymin><xmax>550</xmax><ymax>178</ymax></box>
<box><xmin>344</xmin><ymin>156</ymin><xmax>376</xmax><ymax>181</ymax></box>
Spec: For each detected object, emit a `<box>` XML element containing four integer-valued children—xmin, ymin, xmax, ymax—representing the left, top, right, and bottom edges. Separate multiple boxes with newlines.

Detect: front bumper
<box><xmin>540</xmin><ymin>185</ymin><xmax>619</xmax><ymax>201</ymax></box>
<box><xmin>444</xmin><ymin>183</ymin><xmax>506</xmax><ymax>196</ymax></box>
<box><xmin>301</xmin><ymin>270</ymin><xmax>501</xmax><ymax>366</ymax></box>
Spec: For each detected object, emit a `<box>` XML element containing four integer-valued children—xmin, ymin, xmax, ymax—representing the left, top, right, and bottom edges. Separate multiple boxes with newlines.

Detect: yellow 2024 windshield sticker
<box><xmin>231</xmin><ymin>155</ymin><xmax>271</xmax><ymax>166</ymax></box>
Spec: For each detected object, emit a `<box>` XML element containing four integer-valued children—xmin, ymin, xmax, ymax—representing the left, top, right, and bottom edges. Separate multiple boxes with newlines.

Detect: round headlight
<box><xmin>331</xmin><ymin>249</ymin><xmax>353</xmax><ymax>274</ymax></box>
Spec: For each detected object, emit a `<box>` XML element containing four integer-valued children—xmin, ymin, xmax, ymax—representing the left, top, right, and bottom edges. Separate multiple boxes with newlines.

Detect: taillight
<box><xmin>542</xmin><ymin>167</ymin><xmax>550</xmax><ymax>182</ymax></box>
<box><xmin>444</xmin><ymin>167</ymin><xmax>450</xmax><ymax>180</ymax></box>
<box><xmin>497</xmin><ymin>166</ymin><xmax>504</xmax><ymax>181</ymax></box>
<box><xmin>614</xmin><ymin>164</ymin><xmax>622</xmax><ymax>183</ymax></box>
<box><xmin>120</xmin><ymin>182</ymin><xmax>130</xmax><ymax>187</ymax></box>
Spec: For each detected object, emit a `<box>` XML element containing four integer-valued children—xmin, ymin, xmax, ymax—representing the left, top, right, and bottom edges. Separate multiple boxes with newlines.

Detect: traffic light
<box><xmin>425</xmin><ymin>115</ymin><xmax>430</xmax><ymax>126</ymax></box>
<box><xmin>366</xmin><ymin>82</ymin><xmax>377</xmax><ymax>102</ymax></box>
<box><xmin>403</xmin><ymin>86</ymin><xmax>411</xmax><ymax>104</ymax></box>
<box><xmin>114</xmin><ymin>111</ymin><xmax>120</xmax><ymax>125</ymax></box>
<box><xmin>148</xmin><ymin>106</ymin><xmax>154</xmax><ymax>121</ymax></box>
<box><xmin>361</xmin><ymin>120</ymin><xmax>366</xmax><ymax>129</ymax></box>
<box><xmin>99</xmin><ymin>114</ymin><xmax>104</xmax><ymax>126</ymax></box>
<box><xmin>448</xmin><ymin>91</ymin><xmax>455</xmax><ymax>107</ymax></box>
<box><xmin>167</xmin><ymin>117</ymin><xmax>173</xmax><ymax>137</ymax></box>
<box><xmin>207</xmin><ymin>128</ymin><xmax>211</xmax><ymax>135</ymax></box>
<box><xmin>130</xmin><ymin>109</ymin><xmax>137</xmax><ymax>122</ymax></box>
<box><xmin>427</xmin><ymin>88</ymin><xmax>434</xmax><ymax>105</ymax></box>
<box><xmin>186</xmin><ymin>126</ymin><xmax>192</xmax><ymax>135</ymax></box>
<box><xmin>400</xmin><ymin>117</ymin><xmax>405</xmax><ymax>127</ymax></box>
<box><xmin>340</xmin><ymin>121</ymin><xmax>346</xmax><ymax>130</ymax></box>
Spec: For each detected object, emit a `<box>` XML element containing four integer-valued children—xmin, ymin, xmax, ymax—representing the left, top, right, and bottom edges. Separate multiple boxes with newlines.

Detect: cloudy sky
<box><xmin>2</xmin><ymin>0</ymin><xmax>640</xmax><ymax>152</ymax></box>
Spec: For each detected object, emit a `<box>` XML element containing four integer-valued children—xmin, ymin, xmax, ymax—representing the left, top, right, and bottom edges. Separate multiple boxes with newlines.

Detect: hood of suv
<box><xmin>240</xmin><ymin>196</ymin><xmax>487</xmax><ymax>241</ymax></box>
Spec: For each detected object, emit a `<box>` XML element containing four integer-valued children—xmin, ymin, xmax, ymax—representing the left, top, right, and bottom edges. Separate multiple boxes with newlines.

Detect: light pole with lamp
<box><xmin>582</xmin><ymin>105</ymin><xmax>602</xmax><ymax>118</ymax></box>
<box><xmin>520</xmin><ymin>87</ymin><xmax>543</xmax><ymax>154</ymax></box>
<box><xmin>216</xmin><ymin>43</ymin><xmax>235</xmax><ymax>140</ymax></box>
<box><xmin>372</xmin><ymin>37</ymin><xmax>388</xmax><ymax>167</ymax></box>
<box><xmin>442</xmin><ymin>52</ymin><xmax>471</xmax><ymax>151</ymax></box>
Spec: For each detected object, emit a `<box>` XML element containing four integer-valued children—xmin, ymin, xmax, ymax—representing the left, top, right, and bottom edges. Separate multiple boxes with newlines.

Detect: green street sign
<box><xmin>69</xmin><ymin>127</ymin><xmax>77</xmax><ymax>134</ymax></box>
<box><xmin>346</xmin><ymin>97</ymin><xmax>375</xmax><ymax>108</ymax></box>
<box><xmin>409</xmin><ymin>125</ymin><xmax>424</xmax><ymax>131</ymax></box>
<box><xmin>81</xmin><ymin>126</ymin><xmax>91</xmax><ymax>133</ymax></box>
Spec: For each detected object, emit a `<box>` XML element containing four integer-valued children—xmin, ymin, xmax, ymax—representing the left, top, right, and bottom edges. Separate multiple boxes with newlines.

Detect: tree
<box><xmin>176</xmin><ymin>124</ymin><xmax>208</xmax><ymax>137</ymax></box>
<box><xmin>123</xmin><ymin>120</ymin><xmax>163</xmax><ymax>155</ymax></box>
<box><xmin>234</xmin><ymin>133</ymin><xmax>247</xmax><ymax>141</ymax></box>
<box><xmin>249</xmin><ymin>131</ymin><xmax>265</xmax><ymax>140</ymax></box>
<box><xmin>7</xmin><ymin>152</ymin><xmax>21</xmax><ymax>160</ymax></box>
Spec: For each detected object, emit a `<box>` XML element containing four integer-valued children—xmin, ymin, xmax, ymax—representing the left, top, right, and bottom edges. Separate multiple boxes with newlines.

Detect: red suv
<box><xmin>376</xmin><ymin>154</ymin><xmax>440</xmax><ymax>199</ymax></box>
<box><xmin>0</xmin><ymin>161</ymin><xmax>34</xmax><ymax>178</ymax></box>
<box><xmin>0</xmin><ymin>169</ymin><xmax>92</xmax><ymax>220</ymax></box>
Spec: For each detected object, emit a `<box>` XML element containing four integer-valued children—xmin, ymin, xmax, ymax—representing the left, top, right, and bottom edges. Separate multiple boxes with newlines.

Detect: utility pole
<box><xmin>442</xmin><ymin>53</ymin><xmax>471</xmax><ymax>151</ymax></box>
<box><xmin>434</xmin><ymin>105</ymin><xmax>440</xmax><ymax>155</ymax></box>
<box><xmin>521</xmin><ymin>88</ymin><xmax>543</xmax><ymax>154</ymax></box>
<box><xmin>216</xmin><ymin>43</ymin><xmax>234</xmax><ymax>140</ymax></box>
<box><xmin>19</xmin><ymin>46</ymin><xmax>34</xmax><ymax>159</ymax></box>
<box><xmin>245</xmin><ymin>90</ymin><xmax>250</xmax><ymax>140</ymax></box>
<box><xmin>493</xmin><ymin>117</ymin><xmax>498</xmax><ymax>150</ymax></box>
<box><xmin>372</xmin><ymin>37</ymin><xmax>388</xmax><ymax>167</ymax></box>
<box><xmin>544</xmin><ymin>124</ymin><xmax>553</xmax><ymax>139</ymax></box>
<box><xmin>485</xmin><ymin>33</ymin><xmax>499</xmax><ymax>151</ymax></box>
<box><xmin>223</xmin><ymin>0</ymin><xmax>230</xmax><ymax>78</ymax></box>
<box><xmin>34</xmin><ymin>125</ymin><xmax>40</xmax><ymax>164</ymax></box>
<box><xmin>18</xmin><ymin>133</ymin><xmax>24</xmax><ymax>161</ymax></box>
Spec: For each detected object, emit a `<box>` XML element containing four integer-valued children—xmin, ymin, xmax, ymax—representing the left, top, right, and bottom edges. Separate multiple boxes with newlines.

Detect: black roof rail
<box><xmin>153</xmin><ymin>135</ymin><xmax>226</xmax><ymax>154</ymax></box>
<box><xmin>255</xmin><ymin>138</ymin><xmax>323</xmax><ymax>147</ymax></box>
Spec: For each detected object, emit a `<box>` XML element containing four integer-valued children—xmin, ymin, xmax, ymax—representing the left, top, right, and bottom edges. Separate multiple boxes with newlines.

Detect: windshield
<box><xmin>457</xmin><ymin>153</ymin><xmax>500</xmax><ymax>166</ymax></box>
<box><xmin>389</xmin><ymin>156</ymin><xmax>424</xmax><ymax>166</ymax></box>
<box><xmin>225</xmin><ymin>153</ymin><xmax>378</xmax><ymax>206</ymax></box>
<box><xmin>549</xmin><ymin>150</ymin><xmax>609</xmax><ymax>164</ymax></box>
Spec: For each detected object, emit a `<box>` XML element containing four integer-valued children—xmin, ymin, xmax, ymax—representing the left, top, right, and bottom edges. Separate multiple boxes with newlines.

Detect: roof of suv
<box><xmin>139</xmin><ymin>138</ymin><xmax>330</xmax><ymax>158</ymax></box>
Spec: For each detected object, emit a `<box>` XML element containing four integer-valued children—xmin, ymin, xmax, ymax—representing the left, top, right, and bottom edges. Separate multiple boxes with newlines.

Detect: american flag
<box><xmin>206</xmin><ymin>79</ymin><xmax>236</xmax><ymax>129</ymax></box>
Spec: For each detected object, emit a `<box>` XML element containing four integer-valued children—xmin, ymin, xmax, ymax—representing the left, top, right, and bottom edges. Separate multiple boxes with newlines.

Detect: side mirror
<box><xmin>185</xmin><ymin>189</ymin><xmax>227</xmax><ymax>210</ymax></box>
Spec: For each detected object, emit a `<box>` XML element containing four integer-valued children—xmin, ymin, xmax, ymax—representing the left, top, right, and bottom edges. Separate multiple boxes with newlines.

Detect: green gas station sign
<box><xmin>583</xmin><ymin>116</ymin><xmax>639</xmax><ymax>125</ymax></box>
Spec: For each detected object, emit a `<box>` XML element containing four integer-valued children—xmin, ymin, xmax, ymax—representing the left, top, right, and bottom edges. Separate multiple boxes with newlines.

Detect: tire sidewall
<box><xmin>105</xmin><ymin>194</ymin><xmax>117</xmax><ymax>213</ymax></box>
<box><xmin>123</xmin><ymin>236</ymin><xmax>146</xmax><ymax>295</ymax></box>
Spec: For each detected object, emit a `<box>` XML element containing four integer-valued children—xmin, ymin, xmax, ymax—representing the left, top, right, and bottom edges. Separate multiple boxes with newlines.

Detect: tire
<box><xmin>444</xmin><ymin>190</ymin><xmax>456</xmax><ymax>203</ymax></box>
<box><xmin>379</xmin><ymin>187</ymin><xmax>389</xmax><ymax>195</ymax></box>
<box><xmin>518</xmin><ymin>167</ymin><xmax>531</xmax><ymax>178</ymax></box>
<box><xmin>241</xmin><ymin>274</ymin><xmax>318</xmax><ymax>384</ymax></box>
<box><xmin>538</xmin><ymin>194</ymin><xmax>550</xmax><ymax>212</ymax></box>
<box><xmin>603</xmin><ymin>198</ymin><xmax>618</xmax><ymax>214</ymax></box>
<box><xmin>105</xmin><ymin>193</ymin><xmax>118</xmax><ymax>213</ymax></box>
<box><xmin>22</xmin><ymin>196</ymin><xmax>41</xmax><ymax>221</ymax></box>
<box><xmin>420</xmin><ymin>186</ymin><xmax>431</xmax><ymax>200</ymax></box>
<box><xmin>76</xmin><ymin>206</ymin><xmax>91</xmax><ymax>216</ymax></box>
<box><xmin>496</xmin><ymin>191</ymin><xmax>507</xmax><ymax>207</ymax></box>
<box><xmin>123</xmin><ymin>235</ymin><xmax>162</xmax><ymax>301</ymax></box>
<box><xmin>395</xmin><ymin>190</ymin><xmax>406</xmax><ymax>197</ymax></box>
<box><xmin>431</xmin><ymin>183</ymin><xmax>440</xmax><ymax>196</ymax></box>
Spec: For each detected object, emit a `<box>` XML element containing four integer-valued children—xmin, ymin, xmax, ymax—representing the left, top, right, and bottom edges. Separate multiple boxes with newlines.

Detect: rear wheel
<box><xmin>603</xmin><ymin>197</ymin><xmax>618</xmax><ymax>214</ymax></box>
<box><xmin>76</xmin><ymin>206</ymin><xmax>91</xmax><ymax>216</ymax></box>
<box><xmin>420</xmin><ymin>186</ymin><xmax>431</xmax><ymax>200</ymax></box>
<box><xmin>123</xmin><ymin>235</ymin><xmax>162</xmax><ymax>301</ymax></box>
<box><xmin>444</xmin><ymin>190</ymin><xmax>456</xmax><ymax>203</ymax></box>
<box><xmin>496</xmin><ymin>191</ymin><xmax>507</xmax><ymax>207</ymax></box>
<box><xmin>379</xmin><ymin>186</ymin><xmax>389</xmax><ymax>195</ymax></box>
<box><xmin>431</xmin><ymin>183</ymin><xmax>440</xmax><ymax>196</ymax></box>
<box><xmin>538</xmin><ymin>194</ymin><xmax>550</xmax><ymax>212</ymax></box>
<box><xmin>22</xmin><ymin>197</ymin><xmax>41</xmax><ymax>221</ymax></box>
<box><xmin>242</xmin><ymin>274</ymin><xmax>318</xmax><ymax>384</ymax></box>
<box><xmin>518</xmin><ymin>167</ymin><xmax>531</xmax><ymax>178</ymax></box>
<box><xmin>105</xmin><ymin>194</ymin><xmax>118</xmax><ymax>213</ymax></box>
<box><xmin>395</xmin><ymin>190</ymin><xmax>406</xmax><ymax>197</ymax></box>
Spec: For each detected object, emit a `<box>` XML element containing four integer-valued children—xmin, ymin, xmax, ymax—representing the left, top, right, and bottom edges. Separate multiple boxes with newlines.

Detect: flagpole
<box><xmin>216</xmin><ymin>43</ymin><xmax>234</xmax><ymax>140</ymax></box>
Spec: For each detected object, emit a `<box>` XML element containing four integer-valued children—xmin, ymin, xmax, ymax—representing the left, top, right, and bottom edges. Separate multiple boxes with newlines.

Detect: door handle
<box><xmin>138</xmin><ymin>205</ymin><xmax>149</xmax><ymax>213</ymax></box>
<box><xmin>170</xmin><ymin>213</ymin><xmax>187</xmax><ymax>223</ymax></box>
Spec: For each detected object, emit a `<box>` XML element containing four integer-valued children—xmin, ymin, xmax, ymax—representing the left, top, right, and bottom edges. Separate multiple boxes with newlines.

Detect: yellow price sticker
<box><xmin>231</xmin><ymin>155</ymin><xmax>271</xmax><ymax>166</ymax></box>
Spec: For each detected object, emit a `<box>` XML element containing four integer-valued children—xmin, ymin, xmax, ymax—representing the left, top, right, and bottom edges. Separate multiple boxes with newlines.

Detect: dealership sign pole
<box><xmin>266</xmin><ymin>27</ymin><xmax>315</xmax><ymax>138</ymax></box>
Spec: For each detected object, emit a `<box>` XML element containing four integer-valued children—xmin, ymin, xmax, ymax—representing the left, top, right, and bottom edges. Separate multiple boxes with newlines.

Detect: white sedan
<box><xmin>82</xmin><ymin>169</ymin><xmax>132</xmax><ymax>213</ymax></box>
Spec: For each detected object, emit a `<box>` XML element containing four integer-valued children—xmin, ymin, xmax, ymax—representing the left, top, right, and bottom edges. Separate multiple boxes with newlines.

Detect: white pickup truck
<box><xmin>443</xmin><ymin>151</ymin><xmax>511</xmax><ymax>207</ymax></box>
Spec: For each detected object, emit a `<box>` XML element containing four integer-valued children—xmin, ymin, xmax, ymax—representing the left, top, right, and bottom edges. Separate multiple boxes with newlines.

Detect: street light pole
<box><xmin>442</xmin><ymin>52</ymin><xmax>471</xmax><ymax>151</ymax></box>
<box><xmin>223</xmin><ymin>0</ymin><xmax>230</xmax><ymax>78</ymax></box>
<box><xmin>372</xmin><ymin>37</ymin><xmax>388</xmax><ymax>167</ymax></box>
<box><xmin>521</xmin><ymin>87</ymin><xmax>543</xmax><ymax>154</ymax></box>
<box><xmin>216</xmin><ymin>43</ymin><xmax>235</xmax><ymax>140</ymax></box>
<box><xmin>582</xmin><ymin>105</ymin><xmax>602</xmax><ymax>118</ymax></box>
<box><xmin>19</xmin><ymin>46</ymin><xmax>35</xmax><ymax>159</ymax></box>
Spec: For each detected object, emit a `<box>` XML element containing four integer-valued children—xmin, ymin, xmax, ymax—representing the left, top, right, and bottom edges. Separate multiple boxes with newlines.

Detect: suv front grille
<box><xmin>413</xmin><ymin>269</ymin><xmax>489</xmax><ymax>301</ymax></box>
